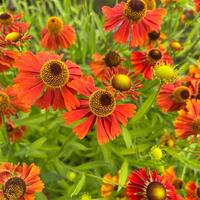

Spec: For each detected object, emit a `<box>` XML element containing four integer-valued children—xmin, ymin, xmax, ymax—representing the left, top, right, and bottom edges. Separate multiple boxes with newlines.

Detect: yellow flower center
<box><xmin>148</xmin><ymin>30</ymin><xmax>160</xmax><ymax>41</ymax></box>
<box><xmin>148</xmin><ymin>49</ymin><xmax>162</xmax><ymax>63</ymax></box>
<box><xmin>46</xmin><ymin>16</ymin><xmax>64</xmax><ymax>34</ymax></box>
<box><xmin>172</xmin><ymin>178</ymin><xmax>183</xmax><ymax>190</ymax></box>
<box><xmin>104</xmin><ymin>51</ymin><xmax>121</xmax><ymax>67</ymax></box>
<box><xmin>3</xmin><ymin>177</ymin><xmax>26</xmax><ymax>200</ymax></box>
<box><xmin>192</xmin><ymin>118</ymin><xmax>200</xmax><ymax>133</ymax></box>
<box><xmin>146</xmin><ymin>182</ymin><xmax>166</xmax><ymax>200</ymax></box>
<box><xmin>173</xmin><ymin>86</ymin><xmax>190</xmax><ymax>103</ymax></box>
<box><xmin>0</xmin><ymin>12</ymin><xmax>13</xmax><ymax>25</ymax></box>
<box><xmin>166</xmin><ymin>139</ymin><xmax>175</xmax><ymax>147</ymax></box>
<box><xmin>89</xmin><ymin>90</ymin><xmax>116</xmax><ymax>117</ymax></box>
<box><xmin>170</xmin><ymin>41</ymin><xmax>183</xmax><ymax>51</ymax></box>
<box><xmin>40</xmin><ymin>60</ymin><xmax>69</xmax><ymax>88</ymax></box>
<box><xmin>150</xmin><ymin>146</ymin><xmax>163</xmax><ymax>161</ymax></box>
<box><xmin>153</xmin><ymin>64</ymin><xmax>177</xmax><ymax>83</ymax></box>
<box><xmin>112</xmin><ymin>74</ymin><xmax>131</xmax><ymax>92</ymax></box>
<box><xmin>124</xmin><ymin>0</ymin><xmax>147</xmax><ymax>21</ymax></box>
<box><xmin>0</xmin><ymin>92</ymin><xmax>10</xmax><ymax>112</ymax></box>
<box><xmin>5</xmin><ymin>32</ymin><xmax>21</xmax><ymax>42</ymax></box>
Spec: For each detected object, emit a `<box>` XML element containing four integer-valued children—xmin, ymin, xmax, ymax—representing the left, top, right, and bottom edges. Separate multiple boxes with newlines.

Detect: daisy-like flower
<box><xmin>0</xmin><ymin>48</ymin><xmax>17</xmax><ymax>72</ymax></box>
<box><xmin>0</xmin><ymin>12</ymin><xmax>29</xmax><ymax>33</ymax></box>
<box><xmin>174</xmin><ymin>99</ymin><xmax>200</xmax><ymax>141</ymax></box>
<box><xmin>40</xmin><ymin>16</ymin><xmax>76</xmax><ymax>50</ymax></box>
<box><xmin>64</xmin><ymin>76</ymin><xmax>136</xmax><ymax>144</ymax></box>
<box><xmin>104</xmin><ymin>67</ymin><xmax>143</xmax><ymax>100</ymax></box>
<box><xmin>13</xmin><ymin>51</ymin><xmax>81</xmax><ymax>111</ymax></box>
<box><xmin>131</xmin><ymin>47</ymin><xmax>172</xmax><ymax>79</ymax></box>
<box><xmin>157</xmin><ymin>80</ymin><xmax>191</xmax><ymax>112</ymax></box>
<box><xmin>89</xmin><ymin>51</ymin><xmax>123</xmax><ymax>81</ymax></box>
<box><xmin>6</xmin><ymin>121</ymin><xmax>26</xmax><ymax>144</ymax></box>
<box><xmin>186</xmin><ymin>181</ymin><xmax>200</xmax><ymax>200</ymax></box>
<box><xmin>0</xmin><ymin>86</ymin><xmax>29</xmax><ymax>126</ymax></box>
<box><xmin>0</xmin><ymin>162</ymin><xmax>44</xmax><ymax>199</ymax></box>
<box><xmin>102</xmin><ymin>0</ymin><xmax>166</xmax><ymax>47</ymax></box>
<box><xmin>126</xmin><ymin>168</ymin><xmax>177</xmax><ymax>200</ymax></box>
<box><xmin>194</xmin><ymin>0</ymin><xmax>200</xmax><ymax>13</ymax></box>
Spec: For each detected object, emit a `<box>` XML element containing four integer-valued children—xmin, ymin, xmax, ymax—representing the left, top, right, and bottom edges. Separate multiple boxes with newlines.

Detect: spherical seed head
<box><xmin>0</xmin><ymin>12</ymin><xmax>13</xmax><ymax>25</ymax></box>
<box><xmin>150</xmin><ymin>146</ymin><xmax>163</xmax><ymax>160</ymax></box>
<box><xmin>172</xmin><ymin>178</ymin><xmax>183</xmax><ymax>190</ymax></box>
<box><xmin>0</xmin><ymin>92</ymin><xmax>10</xmax><ymax>112</ymax></box>
<box><xmin>148</xmin><ymin>30</ymin><xmax>160</xmax><ymax>41</ymax></box>
<box><xmin>166</xmin><ymin>139</ymin><xmax>175</xmax><ymax>147</ymax></box>
<box><xmin>40</xmin><ymin>60</ymin><xmax>69</xmax><ymax>88</ymax></box>
<box><xmin>46</xmin><ymin>16</ymin><xmax>64</xmax><ymax>34</ymax></box>
<box><xmin>112</xmin><ymin>74</ymin><xmax>131</xmax><ymax>92</ymax></box>
<box><xmin>173</xmin><ymin>86</ymin><xmax>190</xmax><ymax>103</ymax></box>
<box><xmin>5</xmin><ymin>32</ymin><xmax>21</xmax><ymax>42</ymax></box>
<box><xmin>170</xmin><ymin>41</ymin><xmax>184</xmax><ymax>51</ymax></box>
<box><xmin>146</xmin><ymin>182</ymin><xmax>166</xmax><ymax>200</ymax></box>
<box><xmin>80</xmin><ymin>193</ymin><xmax>92</xmax><ymax>200</ymax></box>
<box><xmin>104</xmin><ymin>51</ymin><xmax>121</xmax><ymax>67</ymax></box>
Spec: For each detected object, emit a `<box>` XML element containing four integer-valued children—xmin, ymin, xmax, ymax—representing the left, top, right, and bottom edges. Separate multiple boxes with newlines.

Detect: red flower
<box><xmin>0</xmin><ymin>162</ymin><xmax>44</xmax><ymax>200</ymax></box>
<box><xmin>0</xmin><ymin>48</ymin><xmax>18</xmax><ymax>72</ymax></box>
<box><xmin>89</xmin><ymin>51</ymin><xmax>123</xmax><ymax>81</ymax></box>
<box><xmin>126</xmin><ymin>168</ymin><xmax>177</xmax><ymax>200</ymax></box>
<box><xmin>0</xmin><ymin>12</ymin><xmax>29</xmax><ymax>34</ymax></box>
<box><xmin>0</xmin><ymin>86</ymin><xmax>29</xmax><ymax>126</ymax></box>
<box><xmin>13</xmin><ymin>52</ymin><xmax>82</xmax><ymax>111</ymax></box>
<box><xmin>64</xmin><ymin>76</ymin><xmax>136</xmax><ymax>144</ymax></box>
<box><xmin>104</xmin><ymin>67</ymin><xmax>143</xmax><ymax>100</ymax></box>
<box><xmin>194</xmin><ymin>0</ymin><xmax>200</xmax><ymax>13</ymax></box>
<box><xmin>131</xmin><ymin>47</ymin><xmax>172</xmax><ymax>79</ymax></box>
<box><xmin>40</xmin><ymin>16</ymin><xmax>76</xmax><ymax>50</ymax></box>
<box><xmin>157</xmin><ymin>80</ymin><xmax>191</xmax><ymax>112</ymax></box>
<box><xmin>174</xmin><ymin>99</ymin><xmax>200</xmax><ymax>141</ymax></box>
<box><xmin>186</xmin><ymin>181</ymin><xmax>200</xmax><ymax>200</ymax></box>
<box><xmin>102</xmin><ymin>0</ymin><xmax>166</xmax><ymax>47</ymax></box>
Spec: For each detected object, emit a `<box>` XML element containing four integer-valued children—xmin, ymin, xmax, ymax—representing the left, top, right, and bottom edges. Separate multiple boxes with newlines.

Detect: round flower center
<box><xmin>146</xmin><ymin>182</ymin><xmax>166</xmax><ymax>200</ymax></box>
<box><xmin>89</xmin><ymin>90</ymin><xmax>116</xmax><ymax>117</ymax></box>
<box><xmin>150</xmin><ymin>146</ymin><xmax>163</xmax><ymax>161</ymax></box>
<box><xmin>148</xmin><ymin>49</ymin><xmax>162</xmax><ymax>62</ymax></box>
<box><xmin>170</xmin><ymin>41</ymin><xmax>183</xmax><ymax>51</ymax></box>
<box><xmin>197</xmin><ymin>187</ymin><xmax>200</xmax><ymax>198</ymax></box>
<box><xmin>148</xmin><ymin>31</ymin><xmax>160</xmax><ymax>41</ymax></box>
<box><xmin>0</xmin><ymin>13</ymin><xmax>13</xmax><ymax>25</ymax></box>
<box><xmin>173</xmin><ymin>86</ymin><xmax>190</xmax><ymax>103</ymax></box>
<box><xmin>6</xmin><ymin>124</ymin><xmax>14</xmax><ymax>132</ymax></box>
<box><xmin>40</xmin><ymin>60</ymin><xmax>69</xmax><ymax>88</ymax></box>
<box><xmin>46</xmin><ymin>16</ymin><xmax>64</xmax><ymax>34</ymax></box>
<box><xmin>172</xmin><ymin>178</ymin><xmax>183</xmax><ymax>190</ymax></box>
<box><xmin>3</xmin><ymin>177</ymin><xmax>26</xmax><ymax>200</ymax></box>
<box><xmin>0</xmin><ymin>92</ymin><xmax>10</xmax><ymax>112</ymax></box>
<box><xmin>5</xmin><ymin>32</ymin><xmax>21</xmax><ymax>42</ymax></box>
<box><xmin>124</xmin><ymin>0</ymin><xmax>147</xmax><ymax>21</ymax></box>
<box><xmin>112</xmin><ymin>74</ymin><xmax>131</xmax><ymax>92</ymax></box>
<box><xmin>166</xmin><ymin>139</ymin><xmax>175</xmax><ymax>147</ymax></box>
<box><xmin>104</xmin><ymin>51</ymin><xmax>121</xmax><ymax>67</ymax></box>
<box><xmin>192</xmin><ymin>118</ymin><xmax>200</xmax><ymax>133</ymax></box>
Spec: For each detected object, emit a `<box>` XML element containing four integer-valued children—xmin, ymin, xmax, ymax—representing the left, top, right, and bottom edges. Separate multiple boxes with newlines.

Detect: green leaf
<box><xmin>35</xmin><ymin>192</ymin><xmax>48</xmax><ymax>200</ymax></box>
<box><xmin>30</xmin><ymin>137</ymin><xmax>47</xmax><ymax>149</ymax></box>
<box><xmin>118</xmin><ymin>161</ymin><xmax>129</xmax><ymax>191</ymax></box>
<box><xmin>122</xmin><ymin>127</ymin><xmax>132</xmax><ymax>148</ymax></box>
<box><xmin>71</xmin><ymin>173</ymin><xmax>86</xmax><ymax>197</ymax></box>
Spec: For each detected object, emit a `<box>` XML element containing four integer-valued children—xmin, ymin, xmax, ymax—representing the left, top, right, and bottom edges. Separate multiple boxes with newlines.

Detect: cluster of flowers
<box><xmin>0</xmin><ymin>0</ymin><xmax>199</xmax><ymax>199</ymax></box>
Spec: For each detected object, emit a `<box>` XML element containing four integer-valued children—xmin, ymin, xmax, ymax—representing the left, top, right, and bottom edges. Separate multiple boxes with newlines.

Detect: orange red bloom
<box><xmin>126</xmin><ymin>168</ymin><xmax>177</xmax><ymax>200</ymax></box>
<box><xmin>64</xmin><ymin>76</ymin><xmax>136</xmax><ymax>144</ymax></box>
<box><xmin>194</xmin><ymin>0</ymin><xmax>200</xmax><ymax>13</ymax></box>
<box><xmin>89</xmin><ymin>51</ymin><xmax>123</xmax><ymax>81</ymax></box>
<box><xmin>0</xmin><ymin>162</ymin><xmax>44</xmax><ymax>200</ymax></box>
<box><xmin>40</xmin><ymin>16</ymin><xmax>76</xmax><ymax>50</ymax></box>
<box><xmin>13</xmin><ymin>51</ymin><xmax>82</xmax><ymax>111</ymax></box>
<box><xmin>174</xmin><ymin>99</ymin><xmax>200</xmax><ymax>141</ymax></box>
<box><xmin>186</xmin><ymin>181</ymin><xmax>200</xmax><ymax>200</ymax></box>
<box><xmin>131</xmin><ymin>47</ymin><xmax>172</xmax><ymax>79</ymax></box>
<box><xmin>102</xmin><ymin>0</ymin><xmax>166</xmax><ymax>47</ymax></box>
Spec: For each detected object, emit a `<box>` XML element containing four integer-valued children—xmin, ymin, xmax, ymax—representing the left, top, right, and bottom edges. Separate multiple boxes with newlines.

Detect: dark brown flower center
<box><xmin>0</xmin><ymin>13</ymin><xmax>13</xmax><ymax>25</ymax></box>
<box><xmin>3</xmin><ymin>177</ymin><xmax>26</xmax><ymax>200</ymax></box>
<box><xmin>148</xmin><ymin>31</ymin><xmax>160</xmax><ymax>41</ymax></box>
<box><xmin>104</xmin><ymin>51</ymin><xmax>121</xmax><ymax>67</ymax></box>
<box><xmin>148</xmin><ymin>49</ymin><xmax>162</xmax><ymax>61</ymax></box>
<box><xmin>0</xmin><ymin>92</ymin><xmax>10</xmax><ymax>112</ymax></box>
<box><xmin>197</xmin><ymin>187</ymin><xmax>200</xmax><ymax>198</ymax></box>
<box><xmin>89</xmin><ymin>90</ymin><xmax>116</xmax><ymax>117</ymax></box>
<box><xmin>173</xmin><ymin>86</ymin><xmax>190</xmax><ymax>103</ymax></box>
<box><xmin>124</xmin><ymin>0</ymin><xmax>147</xmax><ymax>21</ymax></box>
<box><xmin>40</xmin><ymin>60</ymin><xmax>69</xmax><ymax>88</ymax></box>
<box><xmin>146</xmin><ymin>182</ymin><xmax>166</xmax><ymax>200</ymax></box>
<box><xmin>172</xmin><ymin>178</ymin><xmax>183</xmax><ymax>190</ymax></box>
<box><xmin>6</xmin><ymin>124</ymin><xmax>14</xmax><ymax>132</ymax></box>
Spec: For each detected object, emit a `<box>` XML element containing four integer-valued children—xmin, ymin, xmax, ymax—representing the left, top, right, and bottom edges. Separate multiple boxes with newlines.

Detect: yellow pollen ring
<box><xmin>146</xmin><ymin>182</ymin><xmax>166</xmax><ymax>200</ymax></box>
<box><xmin>0</xmin><ymin>92</ymin><xmax>10</xmax><ymax>112</ymax></box>
<box><xmin>5</xmin><ymin>32</ymin><xmax>21</xmax><ymax>42</ymax></box>
<box><xmin>40</xmin><ymin>60</ymin><xmax>69</xmax><ymax>88</ymax></box>
<box><xmin>46</xmin><ymin>16</ymin><xmax>64</xmax><ymax>34</ymax></box>
<box><xmin>0</xmin><ymin>13</ymin><xmax>14</xmax><ymax>25</ymax></box>
<box><xmin>112</xmin><ymin>74</ymin><xmax>131</xmax><ymax>92</ymax></box>
<box><xmin>173</xmin><ymin>86</ymin><xmax>190</xmax><ymax>103</ymax></box>
<box><xmin>89</xmin><ymin>90</ymin><xmax>116</xmax><ymax>117</ymax></box>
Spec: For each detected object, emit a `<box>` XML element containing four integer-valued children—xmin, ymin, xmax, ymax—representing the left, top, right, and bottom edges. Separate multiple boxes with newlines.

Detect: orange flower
<box><xmin>0</xmin><ymin>48</ymin><xmax>17</xmax><ymax>72</ymax></box>
<box><xmin>102</xmin><ymin>0</ymin><xmax>166</xmax><ymax>47</ymax></box>
<box><xmin>157</xmin><ymin>80</ymin><xmax>191</xmax><ymax>112</ymax></box>
<box><xmin>0</xmin><ymin>162</ymin><xmax>44</xmax><ymax>200</ymax></box>
<box><xmin>13</xmin><ymin>51</ymin><xmax>82</xmax><ymax>111</ymax></box>
<box><xmin>194</xmin><ymin>0</ymin><xmax>200</xmax><ymax>13</ymax></box>
<box><xmin>186</xmin><ymin>181</ymin><xmax>200</xmax><ymax>200</ymax></box>
<box><xmin>64</xmin><ymin>76</ymin><xmax>136</xmax><ymax>144</ymax></box>
<box><xmin>174</xmin><ymin>99</ymin><xmax>200</xmax><ymax>141</ymax></box>
<box><xmin>40</xmin><ymin>16</ymin><xmax>76</xmax><ymax>50</ymax></box>
<box><xmin>89</xmin><ymin>52</ymin><xmax>123</xmax><ymax>81</ymax></box>
<box><xmin>6</xmin><ymin>121</ymin><xmax>26</xmax><ymax>144</ymax></box>
<box><xmin>0</xmin><ymin>12</ymin><xmax>29</xmax><ymax>34</ymax></box>
<box><xmin>104</xmin><ymin>67</ymin><xmax>143</xmax><ymax>100</ymax></box>
<box><xmin>131</xmin><ymin>47</ymin><xmax>173</xmax><ymax>79</ymax></box>
<box><xmin>0</xmin><ymin>86</ymin><xmax>29</xmax><ymax>126</ymax></box>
